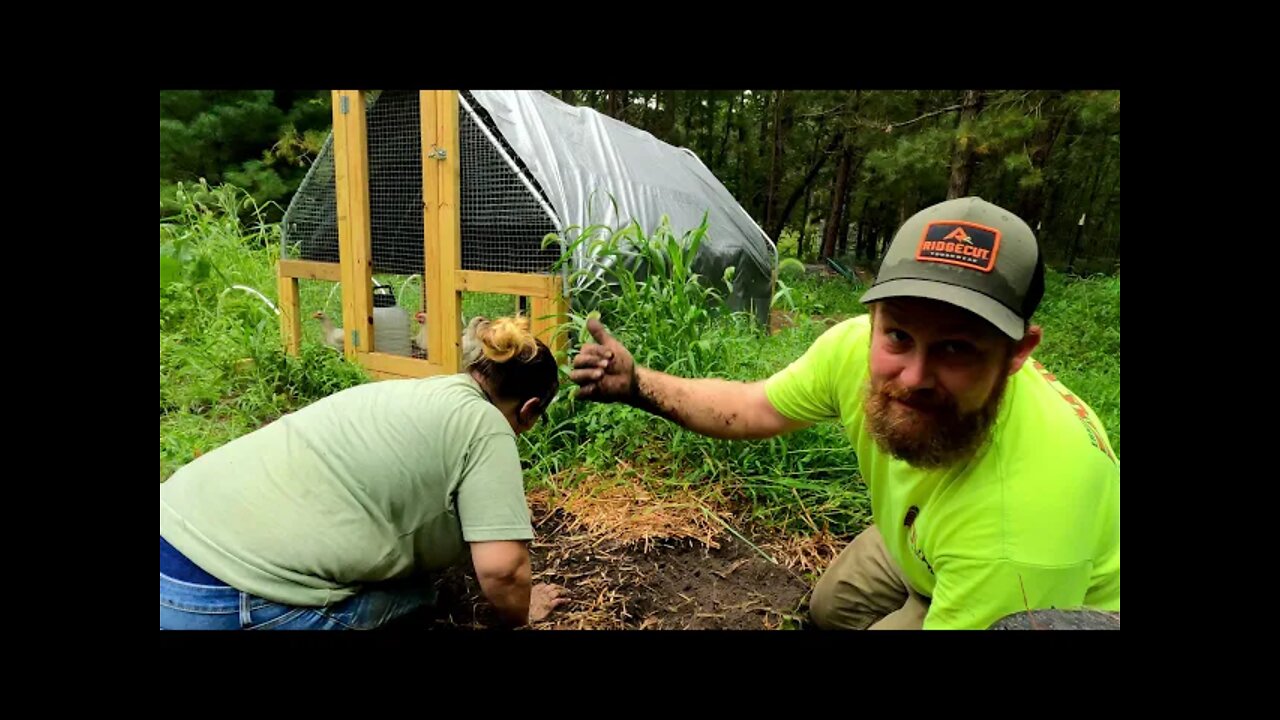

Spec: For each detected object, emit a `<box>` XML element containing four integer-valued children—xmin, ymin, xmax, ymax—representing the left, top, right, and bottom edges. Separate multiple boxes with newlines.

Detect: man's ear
<box><xmin>1008</xmin><ymin>325</ymin><xmax>1043</xmax><ymax>375</ymax></box>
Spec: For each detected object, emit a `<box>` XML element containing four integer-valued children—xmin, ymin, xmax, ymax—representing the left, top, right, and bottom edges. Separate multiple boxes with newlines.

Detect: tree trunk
<box><xmin>768</xmin><ymin>129</ymin><xmax>842</xmax><ymax>240</ymax></box>
<box><xmin>715</xmin><ymin>92</ymin><xmax>737</xmax><ymax>169</ymax></box>
<box><xmin>947</xmin><ymin>89</ymin><xmax>985</xmax><ymax>199</ymax></box>
<box><xmin>837</xmin><ymin>168</ymin><xmax>857</xmax><ymax>257</ymax></box>
<box><xmin>661</xmin><ymin>90</ymin><xmax>677</xmax><ymax>139</ymax></box>
<box><xmin>1068</xmin><ymin>156</ymin><xmax>1111</xmax><ymax>272</ymax></box>
<box><xmin>684</xmin><ymin>92</ymin><xmax>697</xmax><ymax>142</ymax></box>
<box><xmin>735</xmin><ymin>100</ymin><xmax>749</xmax><ymax>199</ymax></box>
<box><xmin>799</xmin><ymin>184</ymin><xmax>815</xmax><ymax>260</ymax></box>
<box><xmin>854</xmin><ymin>195</ymin><xmax>872</xmax><ymax>259</ymax></box>
<box><xmin>822</xmin><ymin>147</ymin><xmax>854</xmax><ymax>259</ymax></box>
<box><xmin>797</xmin><ymin>131</ymin><xmax>824</xmax><ymax>260</ymax></box>
<box><xmin>1016</xmin><ymin>92</ymin><xmax>1069</xmax><ymax>224</ymax></box>
<box><xmin>606</xmin><ymin>90</ymin><xmax>629</xmax><ymax>119</ymax></box>
<box><xmin>753</xmin><ymin>91</ymin><xmax>771</xmax><ymax>218</ymax></box>
<box><xmin>767</xmin><ymin>93</ymin><xmax>801</xmax><ymax>234</ymax></box>
<box><xmin>703</xmin><ymin>92</ymin><xmax>716</xmax><ymax>161</ymax></box>
<box><xmin>765</xmin><ymin>91</ymin><xmax>785</xmax><ymax>232</ymax></box>
<box><xmin>1038</xmin><ymin>174</ymin><xmax>1067</xmax><ymax>255</ymax></box>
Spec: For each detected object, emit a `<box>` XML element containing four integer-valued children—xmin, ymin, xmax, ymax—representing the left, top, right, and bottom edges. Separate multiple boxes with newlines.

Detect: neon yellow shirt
<box><xmin>766</xmin><ymin>315</ymin><xmax>1119</xmax><ymax>629</ymax></box>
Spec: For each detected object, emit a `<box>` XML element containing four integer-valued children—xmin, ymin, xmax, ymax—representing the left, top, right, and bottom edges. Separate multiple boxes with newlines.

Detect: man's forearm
<box><xmin>629</xmin><ymin>367</ymin><xmax>767</xmax><ymax>440</ymax></box>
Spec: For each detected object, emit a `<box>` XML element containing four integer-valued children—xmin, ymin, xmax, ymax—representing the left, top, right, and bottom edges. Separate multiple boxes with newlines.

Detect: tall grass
<box><xmin>523</xmin><ymin>214</ymin><xmax>874</xmax><ymax>534</ymax></box>
<box><xmin>160</xmin><ymin>183</ymin><xmax>367</xmax><ymax>479</ymax></box>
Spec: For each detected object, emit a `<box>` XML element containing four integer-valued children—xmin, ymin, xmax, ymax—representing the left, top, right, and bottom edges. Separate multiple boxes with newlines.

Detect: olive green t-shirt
<box><xmin>160</xmin><ymin>374</ymin><xmax>534</xmax><ymax>607</ymax></box>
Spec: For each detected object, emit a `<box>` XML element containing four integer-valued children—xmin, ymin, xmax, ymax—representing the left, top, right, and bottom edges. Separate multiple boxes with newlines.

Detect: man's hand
<box><xmin>570</xmin><ymin>317</ymin><xmax>638</xmax><ymax>403</ymax></box>
<box><xmin>569</xmin><ymin>317</ymin><xmax>808</xmax><ymax>440</ymax></box>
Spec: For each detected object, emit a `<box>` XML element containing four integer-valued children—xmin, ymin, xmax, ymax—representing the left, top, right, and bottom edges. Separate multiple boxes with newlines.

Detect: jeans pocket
<box><xmin>244</xmin><ymin>602</ymin><xmax>310</xmax><ymax>630</ymax></box>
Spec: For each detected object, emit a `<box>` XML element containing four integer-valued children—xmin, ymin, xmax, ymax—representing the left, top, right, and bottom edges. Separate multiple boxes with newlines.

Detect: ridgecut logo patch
<box><xmin>916</xmin><ymin>221</ymin><xmax>1001</xmax><ymax>272</ymax></box>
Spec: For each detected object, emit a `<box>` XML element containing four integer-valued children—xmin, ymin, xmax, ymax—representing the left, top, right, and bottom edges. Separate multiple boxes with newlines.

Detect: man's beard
<box><xmin>863</xmin><ymin>373</ymin><xmax>1008</xmax><ymax>470</ymax></box>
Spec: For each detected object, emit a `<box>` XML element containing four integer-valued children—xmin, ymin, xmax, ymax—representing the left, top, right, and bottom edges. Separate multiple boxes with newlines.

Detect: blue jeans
<box><xmin>160</xmin><ymin>539</ymin><xmax>438</xmax><ymax>630</ymax></box>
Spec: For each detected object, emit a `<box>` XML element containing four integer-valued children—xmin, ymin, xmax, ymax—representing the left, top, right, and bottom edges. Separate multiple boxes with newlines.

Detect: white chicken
<box><xmin>312</xmin><ymin>311</ymin><xmax>345</xmax><ymax>352</ymax></box>
<box><xmin>410</xmin><ymin>312</ymin><xmax>486</xmax><ymax>367</ymax></box>
<box><xmin>461</xmin><ymin>315</ymin><xmax>486</xmax><ymax>367</ymax></box>
<box><xmin>411</xmin><ymin>312</ymin><xmax>429</xmax><ymax>359</ymax></box>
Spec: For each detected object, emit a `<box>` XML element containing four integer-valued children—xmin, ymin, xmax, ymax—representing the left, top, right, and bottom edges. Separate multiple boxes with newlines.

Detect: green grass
<box><xmin>463</xmin><ymin>292</ymin><xmax>518</xmax><ymax>322</ymax></box>
<box><xmin>160</xmin><ymin>183</ymin><xmax>1120</xmax><ymax>537</ymax></box>
<box><xmin>773</xmin><ymin>271</ymin><xmax>868</xmax><ymax>319</ymax></box>
<box><xmin>1028</xmin><ymin>271</ymin><xmax>1121</xmax><ymax>457</ymax></box>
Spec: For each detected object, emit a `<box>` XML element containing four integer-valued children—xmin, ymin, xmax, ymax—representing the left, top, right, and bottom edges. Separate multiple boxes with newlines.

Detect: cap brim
<box><xmin>860</xmin><ymin>278</ymin><xmax>1025</xmax><ymax>340</ymax></box>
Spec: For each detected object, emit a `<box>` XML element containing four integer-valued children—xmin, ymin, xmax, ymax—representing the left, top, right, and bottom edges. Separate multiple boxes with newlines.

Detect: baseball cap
<box><xmin>859</xmin><ymin>196</ymin><xmax>1045</xmax><ymax>340</ymax></box>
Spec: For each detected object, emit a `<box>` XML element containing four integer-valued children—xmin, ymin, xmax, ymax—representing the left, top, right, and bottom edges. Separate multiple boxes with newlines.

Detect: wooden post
<box><xmin>421</xmin><ymin>91</ymin><xmax>443</xmax><ymax>365</ymax></box>
<box><xmin>332</xmin><ymin>89</ymin><xmax>374</xmax><ymax>360</ymax></box>
<box><xmin>278</xmin><ymin>259</ymin><xmax>342</xmax><ymax>282</ymax></box>
<box><xmin>277</xmin><ymin>272</ymin><xmax>301</xmax><ymax>356</ymax></box>
<box><xmin>530</xmin><ymin>276</ymin><xmax>570</xmax><ymax>359</ymax></box>
<box><xmin>424</xmin><ymin>90</ymin><xmax>463</xmax><ymax>372</ymax></box>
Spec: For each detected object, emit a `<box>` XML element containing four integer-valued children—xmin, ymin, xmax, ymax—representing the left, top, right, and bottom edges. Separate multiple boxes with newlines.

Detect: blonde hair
<box><xmin>464</xmin><ymin>314</ymin><xmax>559</xmax><ymax>410</ymax></box>
<box><xmin>475</xmin><ymin>315</ymin><xmax>538</xmax><ymax>363</ymax></box>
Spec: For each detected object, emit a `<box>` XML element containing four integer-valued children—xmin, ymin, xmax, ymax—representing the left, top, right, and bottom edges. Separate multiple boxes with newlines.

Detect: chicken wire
<box><xmin>458</xmin><ymin>91</ymin><xmax>562</xmax><ymax>274</ymax></box>
<box><xmin>367</xmin><ymin>91</ymin><xmax>425</xmax><ymax>276</ymax></box>
<box><xmin>282</xmin><ymin>133</ymin><xmax>339</xmax><ymax>264</ymax></box>
<box><xmin>298</xmin><ymin>278</ymin><xmax>345</xmax><ymax>352</ymax></box>
<box><xmin>282</xmin><ymin>90</ymin><xmax>564</xmax><ymax>279</ymax></box>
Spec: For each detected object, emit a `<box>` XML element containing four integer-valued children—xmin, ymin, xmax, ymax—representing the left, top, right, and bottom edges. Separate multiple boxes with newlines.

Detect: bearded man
<box><xmin>569</xmin><ymin>197</ymin><xmax>1120</xmax><ymax>630</ymax></box>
